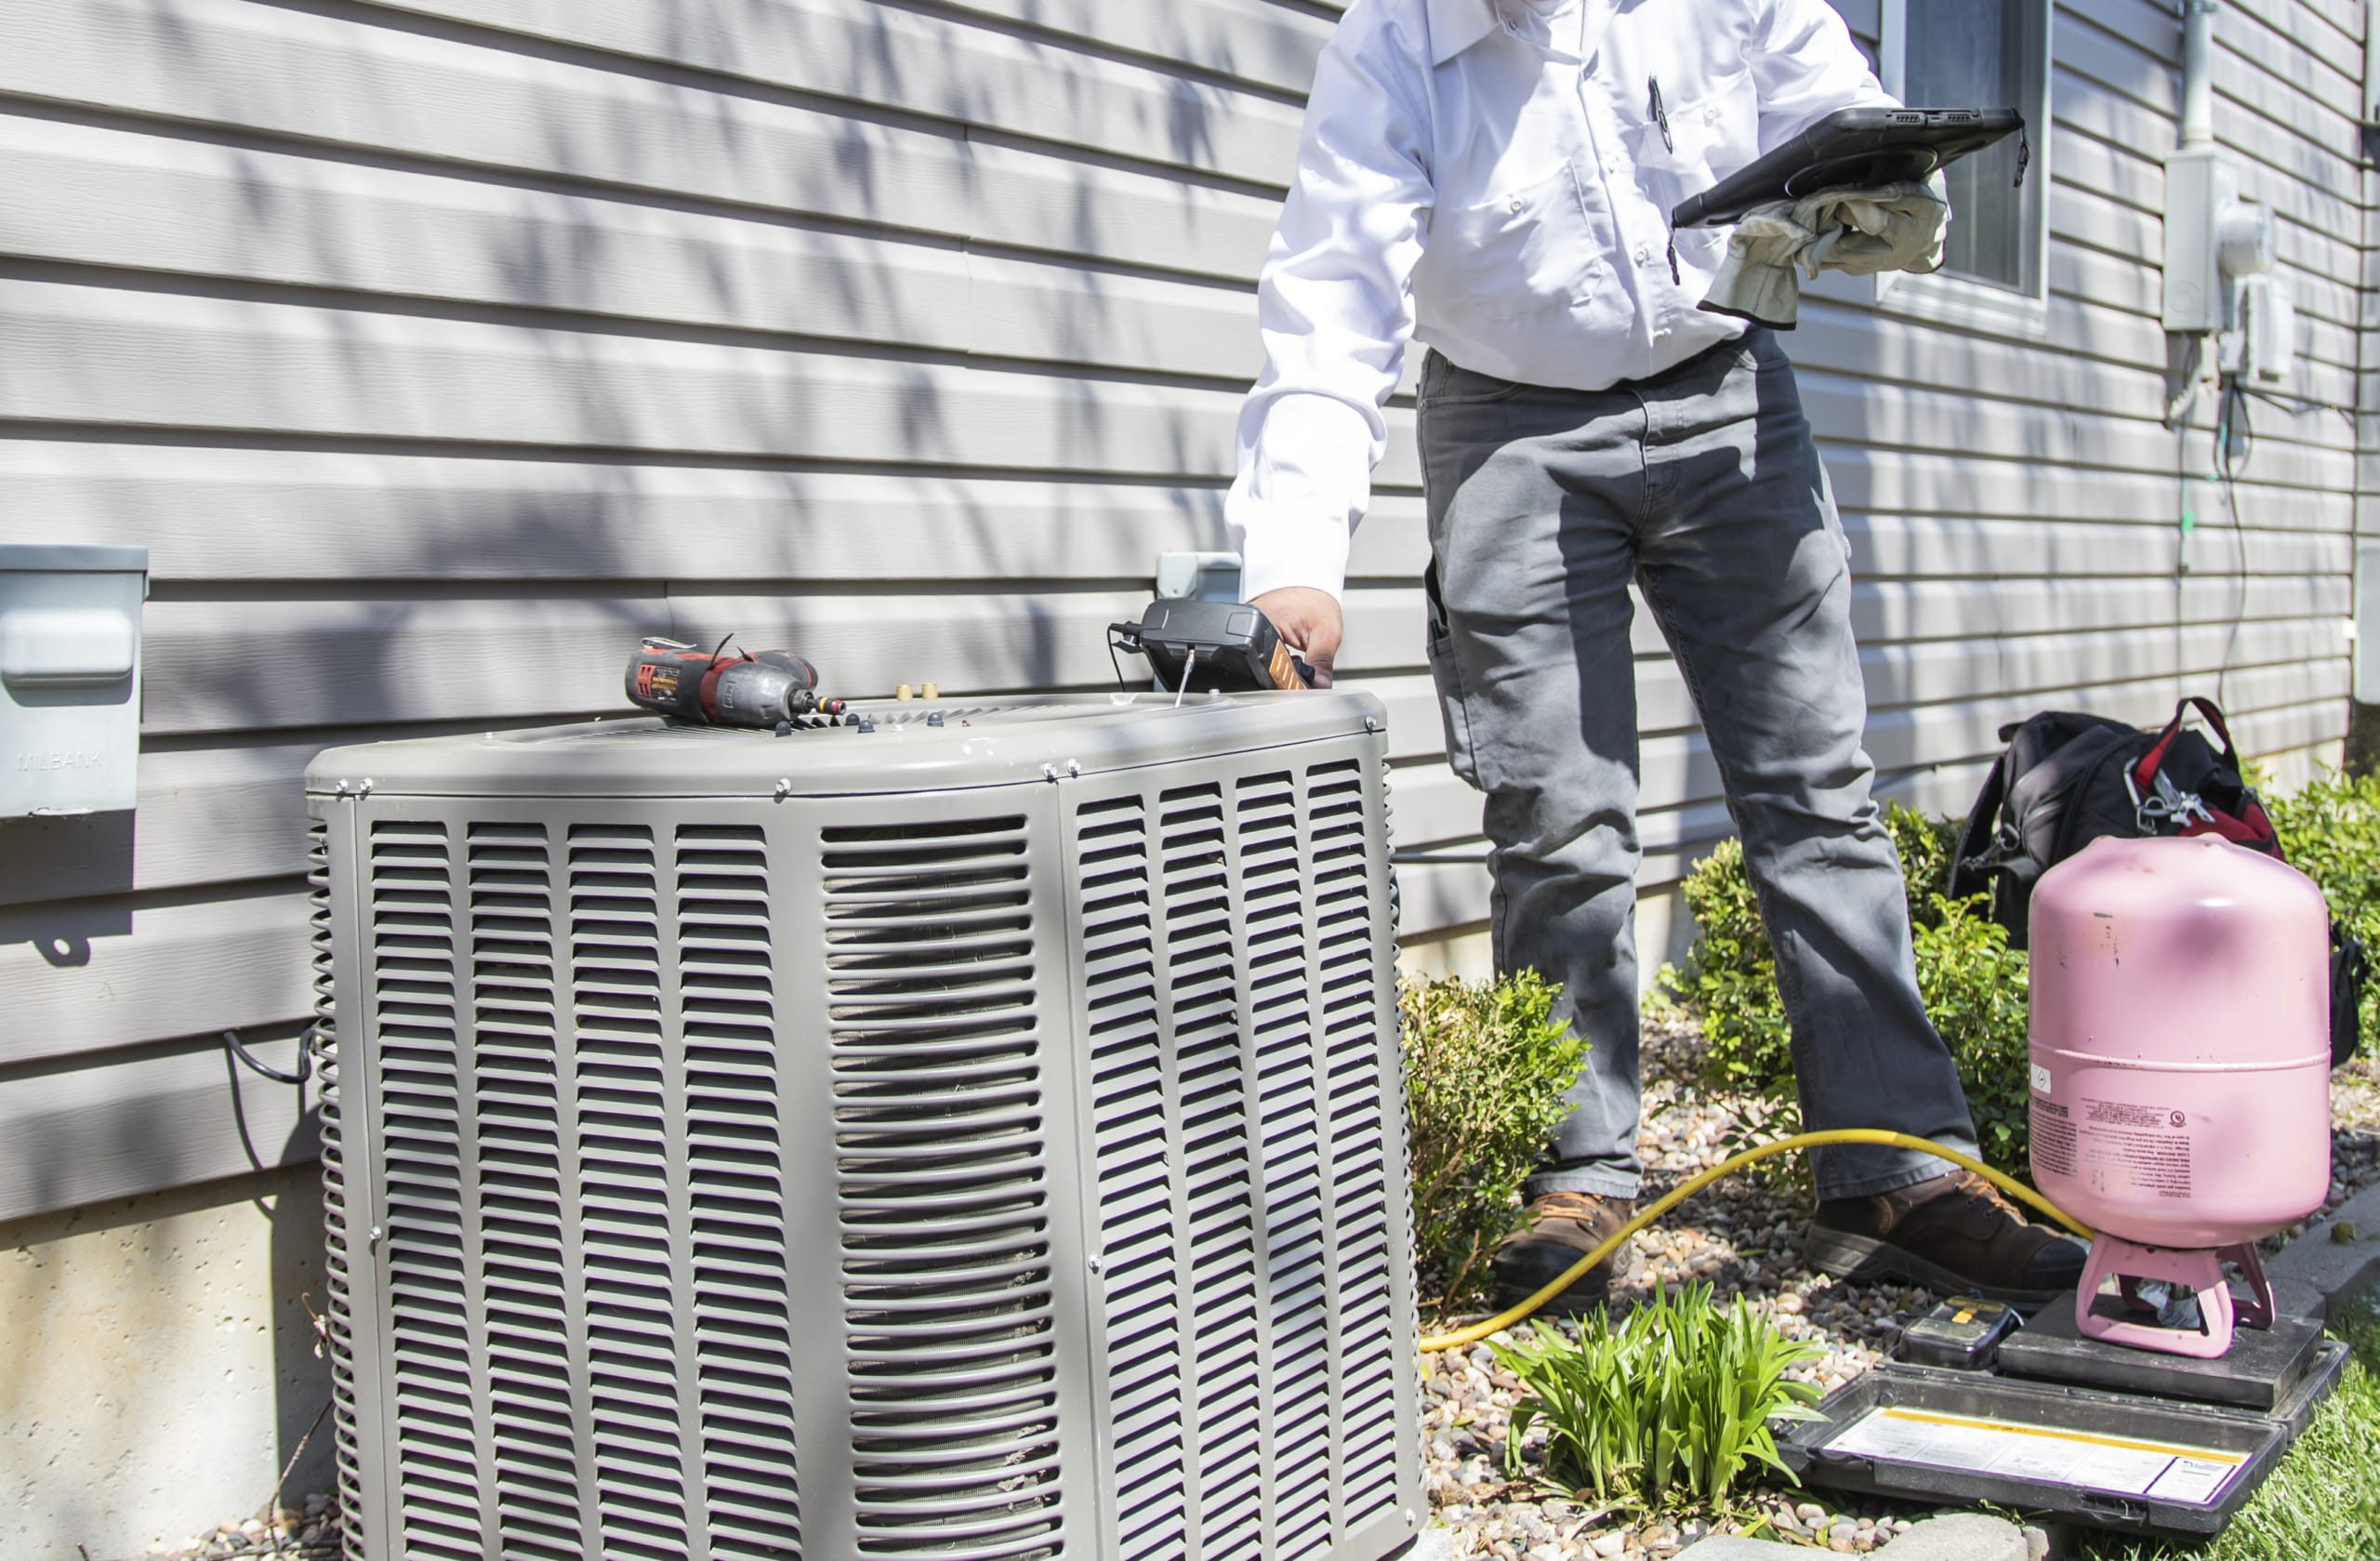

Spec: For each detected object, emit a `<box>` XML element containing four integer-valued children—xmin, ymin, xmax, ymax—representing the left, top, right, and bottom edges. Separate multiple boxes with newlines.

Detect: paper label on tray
<box><xmin>1827</xmin><ymin>1406</ymin><xmax>2246</xmax><ymax>1504</ymax></box>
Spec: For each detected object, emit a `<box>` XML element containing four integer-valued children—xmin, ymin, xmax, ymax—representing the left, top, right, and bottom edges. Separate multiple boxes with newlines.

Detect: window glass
<box><xmin>1904</xmin><ymin>0</ymin><xmax>2047</xmax><ymax>296</ymax></box>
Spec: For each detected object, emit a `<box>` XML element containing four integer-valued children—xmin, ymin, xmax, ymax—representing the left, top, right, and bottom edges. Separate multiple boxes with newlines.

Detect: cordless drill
<box><xmin>624</xmin><ymin>638</ymin><xmax>848</xmax><ymax>728</ymax></box>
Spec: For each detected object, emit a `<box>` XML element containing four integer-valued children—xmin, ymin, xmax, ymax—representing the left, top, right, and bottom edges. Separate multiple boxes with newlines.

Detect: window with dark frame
<box><xmin>1902</xmin><ymin>0</ymin><xmax>2048</xmax><ymax>297</ymax></box>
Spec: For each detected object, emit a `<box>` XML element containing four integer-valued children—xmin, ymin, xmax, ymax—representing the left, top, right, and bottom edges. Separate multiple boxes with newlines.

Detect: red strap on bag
<box><xmin>2133</xmin><ymin>695</ymin><xmax>2237</xmax><ymax>793</ymax></box>
<box><xmin>2133</xmin><ymin>695</ymin><xmax>2280</xmax><ymax>855</ymax></box>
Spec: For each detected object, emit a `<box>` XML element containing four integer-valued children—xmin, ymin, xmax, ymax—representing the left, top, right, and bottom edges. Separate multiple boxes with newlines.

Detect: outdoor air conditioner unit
<box><xmin>305</xmin><ymin>690</ymin><xmax>1424</xmax><ymax>1561</ymax></box>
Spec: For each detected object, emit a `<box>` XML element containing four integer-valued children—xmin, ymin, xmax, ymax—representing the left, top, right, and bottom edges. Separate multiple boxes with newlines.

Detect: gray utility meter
<box><xmin>0</xmin><ymin>544</ymin><xmax>148</xmax><ymax>817</ymax></box>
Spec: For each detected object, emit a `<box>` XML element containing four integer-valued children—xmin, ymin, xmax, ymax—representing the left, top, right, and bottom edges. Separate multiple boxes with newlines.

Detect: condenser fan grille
<box><xmin>826</xmin><ymin>814</ymin><xmax>1066</xmax><ymax>1561</ymax></box>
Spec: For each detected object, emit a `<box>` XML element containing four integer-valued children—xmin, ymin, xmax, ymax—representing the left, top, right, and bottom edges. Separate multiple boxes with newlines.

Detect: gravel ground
<box><xmin>135</xmin><ymin>1490</ymin><xmax>337</xmax><ymax>1560</ymax></box>
<box><xmin>138</xmin><ymin>1033</ymin><xmax>2380</xmax><ymax>1561</ymax></box>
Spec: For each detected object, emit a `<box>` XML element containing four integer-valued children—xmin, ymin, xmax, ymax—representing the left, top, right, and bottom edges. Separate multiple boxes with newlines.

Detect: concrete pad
<box><xmin>1875</xmin><ymin>1514</ymin><xmax>2030</xmax><ymax>1561</ymax></box>
<box><xmin>2268</xmin><ymin>1180</ymin><xmax>2380</xmax><ymax>1326</ymax></box>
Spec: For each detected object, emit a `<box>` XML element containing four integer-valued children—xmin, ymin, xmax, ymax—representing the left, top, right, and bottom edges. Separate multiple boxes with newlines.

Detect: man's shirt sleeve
<box><xmin>1226</xmin><ymin>5</ymin><xmax>1435</xmax><ymax>605</ymax></box>
<box><xmin>1751</xmin><ymin>0</ymin><xmax>1897</xmax><ymax>152</ymax></box>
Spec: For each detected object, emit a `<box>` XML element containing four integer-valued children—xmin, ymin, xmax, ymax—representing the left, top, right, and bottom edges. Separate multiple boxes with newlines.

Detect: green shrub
<box><xmin>1659</xmin><ymin>835</ymin><xmax>1792</xmax><ymax>1091</ymax></box>
<box><xmin>1494</xmin><ymin>1281</ymin><xmax>1825</xmax><ymax>1512</ymax></box>
<box><xmin>1402</xmin><ymin>971</ymin><xmax>1586</xmax><ymax>1316</ymax></box>
<box><xmin>1656</xmin><ymin>803</ymin><xmax>2035</xmax><ymax>1171</ymax></box>
<box><xmin>2265</xmin><ymin>769</ymin><xmax>2380</xmax><ymax>1060</ymax></box>
<box><xmin>1912</xmin><ymin>893</ymin><xmax>2032</xmax><ymax>1167</ymax></box>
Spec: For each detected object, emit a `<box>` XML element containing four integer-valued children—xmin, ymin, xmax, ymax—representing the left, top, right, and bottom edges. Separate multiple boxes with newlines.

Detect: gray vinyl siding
<box><xmin>0</xmin><ymin>0</ymin><xmax>2364</xmax><ymax>1219</ymax></box>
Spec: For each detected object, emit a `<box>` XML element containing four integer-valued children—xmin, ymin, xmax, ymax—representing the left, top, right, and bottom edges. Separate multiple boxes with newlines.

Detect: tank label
<box><xmin>2032</xmin><ymin>1098</ymin><xmax>2076</xmax><ymax>1177</ymax></box>
<box><xmin>2030</xmin><ymin>1063</ymin><xmax>2053</xmax><ymax>1096</ymax></box>
<box><xmin>1827</xmin><ymin>1406</ymin><xmax>2245</xmax><ymax>1504</ymax></box>
<box><xmin>2084</xmin><ymin>1098</ymin><xmax>2183</xmax><ymax>1131</ymax></box>
<box><xmin>2081</xmin><ymin>1096</ymin><xmax>2192</xmax><ymax>1198</ymax></box>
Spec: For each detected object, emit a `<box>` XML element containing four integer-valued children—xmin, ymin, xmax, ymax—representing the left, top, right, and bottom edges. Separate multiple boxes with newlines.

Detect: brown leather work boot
<box><xmin>1490</xmin><ymin>1191</ymin><xmax>1640</xmax><ymax>1315</ymax></box>
<box><xmin>1805</xmin><ymin>1170</ymin><xmax>2086</xmax><ymax>1304</ymax></box>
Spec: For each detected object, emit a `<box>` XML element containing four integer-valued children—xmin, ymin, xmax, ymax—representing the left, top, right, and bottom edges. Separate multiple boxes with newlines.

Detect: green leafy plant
<box><xmin>1656</xmin><ymin>835</ymin><xmax>1792</xmax><ymax>1091</ymax></box>
<box><xmin>1402</xmin><ymin>971</ymin><xmax>1587</xmax><ymax>1316</ymax></box>
<box><xmin>1653</xmin><ymin>804</ymin><xmax>1963</xmax><ymax>1093</ymax></box>
<box><xmin>1494</xmin><ymin>1282</ymin><xmax>1825</xmax><ymax>1512</ymax></box>
<box><xmin>1912</xmin><ymin>893</ymin><xmax>2032</xmax><ymax>1166</ymax></box>
<box><xmin>1655</xmin><ymin>802</ymin><xmax>2037</xmax><ymax>1171</ymax></box>
<box><xmin>2265</xmin><ymin>768</ymin><xmax>2380</xmax><ymax>1061</ymax></box>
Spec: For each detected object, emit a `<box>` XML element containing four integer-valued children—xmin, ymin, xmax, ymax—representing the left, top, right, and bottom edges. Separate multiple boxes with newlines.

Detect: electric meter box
<box><xmin>0</xmin><ymin>544</ymin><xmax>148</xmax><ymax>817</ymax></box>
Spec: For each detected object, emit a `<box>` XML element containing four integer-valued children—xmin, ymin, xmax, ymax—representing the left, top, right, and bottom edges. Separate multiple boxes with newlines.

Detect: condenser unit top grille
<box><xmin>306</xmin><ymin>691</ymin><xmax>1384</xmax><ymax>800</ymax></box>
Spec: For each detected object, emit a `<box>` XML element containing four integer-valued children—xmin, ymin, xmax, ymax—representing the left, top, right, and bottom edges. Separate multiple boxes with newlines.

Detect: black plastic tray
<box><xmin>1778</xmin><ymin>1343</ymin><xmax>2347</xmax><ymax>1537</ymax></box>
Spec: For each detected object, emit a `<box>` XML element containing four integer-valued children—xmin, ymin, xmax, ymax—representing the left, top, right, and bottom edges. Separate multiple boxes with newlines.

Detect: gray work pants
<box><xmin>1417</xmin><ymin>329</ymin><xmax>1978</xmax><ymax>1202</ymax></box>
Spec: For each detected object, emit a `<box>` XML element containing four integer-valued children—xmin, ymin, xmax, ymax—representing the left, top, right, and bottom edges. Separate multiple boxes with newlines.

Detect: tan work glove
<box><xmin>1699</xmin><ymin>177</ymin><xmax>1950</xmax><ymax>329</ymax></box>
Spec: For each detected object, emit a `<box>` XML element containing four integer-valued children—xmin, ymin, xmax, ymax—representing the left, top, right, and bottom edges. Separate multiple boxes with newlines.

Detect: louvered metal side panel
<box><xmin>1305</xmin><ymin>761</ymin><xmax>1410</xmax><ymax>1528</ymax></box>
<box><xmin>566</xmin><ymin>823</ymin><xmax>695</xmax><ymax>1561</ymax></box>
<box><xmin>678</xmin><ymin>822</ymin><xmax>802</xmax><ymax>1561</ymax></box>
<box><xmin>467</xmin><ymin>822</ymin><xmax>582</xmax><ymax>1561</ymax></box>
<box><xmin>1074</xmin><ymin>738</ymin><xmax>1419</xmax><ymax>1561</ymax></box>
<box><xmin>1161</xmin><ymin>782</ymin><xmax>1266</xmax><ymax>1555</ymax></box>
<box><xmin>369</xmin><ymin>819</ymin><xmax>485</xmax><ymax>1559</ymax></box>
<box><xmin>310</xmin><ymin>818</ymin><xmax>369</xmax><ymax>1561</ymax></box>
<box><xmin>824</xmin><ymin>813</ymin><xmax>1071</xmax><ymax>1560</ymax></box>
<box><xmin>1236</xmin><ymin>772</ymin><xmax>1334</xmax><ymax>1548</ymax></box>
<box><xmin>337</xmin><ymin>800</ymin><xmax>809</xmax><ymax>1561</ymax></box>
<box><xmin>1074</xmin><ymin>794</ymin><xmax>1183</xmax><ymax>1561</ymax></box>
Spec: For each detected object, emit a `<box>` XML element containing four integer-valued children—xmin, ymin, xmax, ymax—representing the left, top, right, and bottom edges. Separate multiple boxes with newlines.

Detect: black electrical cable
<box><xmin>2209</xmin><ymin>375</ymin><xmax>2254</xmax><ymax>710</ymax></box>
<box><xmin>225</xmin><ymin>1028</ymin><xmax>312</xmax><ymax>1086</ymax></box>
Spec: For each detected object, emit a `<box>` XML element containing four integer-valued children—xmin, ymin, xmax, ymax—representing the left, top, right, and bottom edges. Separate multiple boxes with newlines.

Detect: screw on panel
<box><xmin>773</xmin><ymin>778</ymin><xmax>793</xmax><ymax>801</ymax></box>
<box><xmin>1064</xmin><ymin>760</ymin><xmax>1081</xmax><ymax>778</ymax></box>
<box><xmin>1364</xmin><ymin>716</ymin><xmax>1382</xmax><ymax>733</ymax></box>
<box><xmin>1041</xmin><ymin>763</ymin><xmax>1060</xmax><ymax>782</ymax></box>
<box><xmin>1086</xmin><ymin>1255</ymin><xmax>1104</xmax><ymax>1275</ymax></box>
<box><xmin>366</xmin><ymin>1224</ymin><xmax>384</xmax><ymax>1249</ymax></box>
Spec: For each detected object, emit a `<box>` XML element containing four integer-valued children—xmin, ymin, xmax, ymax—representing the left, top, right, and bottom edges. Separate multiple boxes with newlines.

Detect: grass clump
<box><xmin>1493</xmin><ymin>1282</ymin><xmax>1825</xmax><ymax>1513</ymax></box>
<box><xmin>1403</xmin><ymin>970</ymin><xmax>1586</xmax><ymax>1316</ymax></box>
<box><xmin>2078</xmin><ymin>1302</ymin><xmax>2380</xmax><ymax>1560</ymax></box>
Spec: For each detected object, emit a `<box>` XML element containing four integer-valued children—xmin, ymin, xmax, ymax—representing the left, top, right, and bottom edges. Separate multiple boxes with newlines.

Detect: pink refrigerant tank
<box><xmin>2029</xmin><ymin>834</ymin><xmax>2333</xmax><ymax>1357</ymax></box>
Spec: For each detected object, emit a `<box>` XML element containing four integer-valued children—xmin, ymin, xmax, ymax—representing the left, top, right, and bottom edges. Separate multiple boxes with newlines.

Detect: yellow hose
<box><xmin>1418</xmin><ymin>1130</ymin><xmax>2093</xmax><ymax>1355</ymax></box>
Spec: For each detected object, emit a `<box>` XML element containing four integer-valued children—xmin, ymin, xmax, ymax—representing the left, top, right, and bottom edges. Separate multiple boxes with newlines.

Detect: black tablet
<box><xmin>1671</xmin><ymin>106</ymin><xmax>2027</xmax><ymax>230</ymax></box>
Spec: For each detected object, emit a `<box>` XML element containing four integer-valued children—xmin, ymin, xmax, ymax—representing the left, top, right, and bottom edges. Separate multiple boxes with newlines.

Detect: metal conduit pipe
<box><xmin>2179</xmin><ymin>0</ymin><xmax>2218</xmax><ymax>148</ymax></box>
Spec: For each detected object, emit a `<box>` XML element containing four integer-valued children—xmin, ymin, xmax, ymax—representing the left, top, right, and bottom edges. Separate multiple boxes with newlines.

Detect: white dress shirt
<box><xmin>1227</xmin><ymin>0</ymin><xmax>1892</xmax><ymax>602</ymax></box>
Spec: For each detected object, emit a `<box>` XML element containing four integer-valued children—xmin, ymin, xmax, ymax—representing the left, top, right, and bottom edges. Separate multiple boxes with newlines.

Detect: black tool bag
<box><xmin>1947</xmin><ymin>696</ymin><xmax>2363</xmax><ymax>1065</ymax></box>
<box><xmin>1948</xmin><ymin>697</ymin><xmax>2280</xmax><ymax>949</ymax></box>
<box><xmin>2335</xmin><ymin>925</ymin><xmax>2371</xmax><ymax>1069</ymax></box>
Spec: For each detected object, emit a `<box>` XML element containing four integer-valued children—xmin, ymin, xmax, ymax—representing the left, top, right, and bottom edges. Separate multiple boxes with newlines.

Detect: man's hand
<box><xmin>1252</xmin><ymin>587</ymin><xmax>1343</xmax><ymax>688</ymax></box>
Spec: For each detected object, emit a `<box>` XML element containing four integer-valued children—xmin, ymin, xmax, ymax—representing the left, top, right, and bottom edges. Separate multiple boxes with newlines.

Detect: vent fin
<box><xmin>1309</xmin><ymin>761</ymin><xmax>1404</xmax><ymax>1524</ymax></box>
<box><xmin>313</xmin><ymin>821</ymin><xmax>369</xmax><ymax>1561</ymax></box>
<box><xmin>1076</xmin><ymin>796</ymin><xmax>1184</xmax><ymax>1561</ymax></box>
<box><xmin>681</xmin><ymin>824</ymin><xmax>801</xmax><ymax>1560</ymax></box>
<box><xmin>370</xmin><ymin>819</ymin><xmax>484</xmax><ymax>1561</ymax></box>
<box><xmin>567</xmin><ymin>824</ymin><xmax>694</xmax><ymax>1561</ymax></box>
<box><xmin>469</xmin><ymin>821</ymin><xmax>584</xmax><ymax>1561</ymax></box>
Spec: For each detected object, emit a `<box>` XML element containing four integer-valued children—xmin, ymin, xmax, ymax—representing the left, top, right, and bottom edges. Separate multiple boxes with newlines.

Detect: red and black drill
<box><xmin>624</xmin><ymin>638</ymin><xmax>850</xmax><ymax>729</ymax></box>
